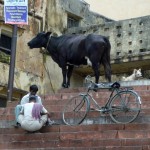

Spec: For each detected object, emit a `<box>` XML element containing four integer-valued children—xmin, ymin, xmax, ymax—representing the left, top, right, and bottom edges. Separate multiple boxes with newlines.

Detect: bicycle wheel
<box><xmin>62</xmin><ymin>95</ymin><xmax>90</xmax><ymax>125</ymax></box>
<box><xmin>109</xmin><ymin>90</ymin><xmax>141</xmax><ymax>124</ymax></box>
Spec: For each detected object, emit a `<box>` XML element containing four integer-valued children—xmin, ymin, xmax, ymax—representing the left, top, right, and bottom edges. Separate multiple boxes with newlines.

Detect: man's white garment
<box><xmin>20</xmin><ymin>93</ymin><xmax>42</xmax><ymax>105</ymax></box>
<box><xmin>18</xmin><ymin>102</ymin><xmax>48</xmax><ymax>132</ymax></box>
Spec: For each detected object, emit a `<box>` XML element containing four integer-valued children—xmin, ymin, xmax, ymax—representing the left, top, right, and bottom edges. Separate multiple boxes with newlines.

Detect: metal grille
<box><xmin>67</xmin><ymin>17</ymin><xmax>79</xmax><ymax>28</ymax></box>
<box><xmin>0</xmin><ymin>34</ymin><xmax>11</xmax><ymax>54</ymax></box>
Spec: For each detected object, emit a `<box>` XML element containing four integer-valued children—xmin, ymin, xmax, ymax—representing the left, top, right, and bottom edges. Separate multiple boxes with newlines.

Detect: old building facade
<box><xmin>0</xmin><ymin>0</ymin><xmax>150</xmax><ymax>104</ymax></box>
<box><xmin>68</xmin><ymin>16</ymin><xmax>150</xmax><ymax>81</ymax></box>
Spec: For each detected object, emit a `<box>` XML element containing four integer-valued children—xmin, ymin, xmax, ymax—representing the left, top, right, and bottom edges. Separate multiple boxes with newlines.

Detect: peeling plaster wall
<box><xmin>45</xmin><ymin>0</ymin><xmax>66</xmax><ymax>34</ymax></box>
<box><xmin>1</xmin><ymin>0</ymin><xmax>89</xmax><ymax>96</ymax></box>
<box><xmin>43</xmin><ymin>0</ymin><xmax>112</xmax><ymax>90</ymax></box>
<box><xmin>1</xmin><ymin>0</ymin><xmax>150</xmax><ymax>97</ymax></box>
<box><xmin>67</xmin><ymin>15</ymin><xmax>150</xmax><ymax>80</ymax></box>
<box><xmin>67</xmin><ymin>15</ymin><xmax>150</xmax><ymax>64</ymax></box>
<box><xmin>98</xmin><ymin>16</ymin><xmax>150</xmax><ymax>61</ymax></box>
<box><xmin>60</xmin><ymin>0</ymin><xmax>112</xmax><ymax>27</ymax></box>
<box><xmin>0</xmin><ymin>0</ymin><xmax>49</xmax><ymax>95</ymax></box>
<box><xmin>45</xmin><ymin>0</ymin><xmax>111</xmax><ymax>34</ymax></box>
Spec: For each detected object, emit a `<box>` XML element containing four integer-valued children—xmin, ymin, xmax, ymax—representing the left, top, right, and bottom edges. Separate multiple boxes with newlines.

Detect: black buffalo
<box><xmin>28</xmin><ymin>32</ymin><xmax>111</xmax><ymax>88</ymax></box>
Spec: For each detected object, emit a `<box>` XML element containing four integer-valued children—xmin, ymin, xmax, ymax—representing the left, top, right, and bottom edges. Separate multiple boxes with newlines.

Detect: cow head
<box><xmin>28</xmin><ymin>32</ymin><xmax>52</xmax><ymax>49</ymax></box>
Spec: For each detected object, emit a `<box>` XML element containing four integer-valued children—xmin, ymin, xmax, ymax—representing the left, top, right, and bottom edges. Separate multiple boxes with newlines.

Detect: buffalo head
<box><xmin>28</xmin><ymin>32</ymin><xmax>51</xmax><ymax>49</ymax></box>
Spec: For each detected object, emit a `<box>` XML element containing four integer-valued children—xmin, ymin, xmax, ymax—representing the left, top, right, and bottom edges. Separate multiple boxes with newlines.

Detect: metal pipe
<box><xmin>7</xmin><ymin>24</ymin><xmax>18</xmax><ymax>102</ymax></box>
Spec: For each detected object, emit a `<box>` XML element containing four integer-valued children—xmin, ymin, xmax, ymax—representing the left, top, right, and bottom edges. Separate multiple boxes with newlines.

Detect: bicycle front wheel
<box><xmin>109</xmin><ymin>90</ymin><xmax>141</xmax><ymax>124</ymax></box>
<box><xmin>62</xmin><ymin>95</ymin><xmax>90</xmax><ymax>125</ymax></box>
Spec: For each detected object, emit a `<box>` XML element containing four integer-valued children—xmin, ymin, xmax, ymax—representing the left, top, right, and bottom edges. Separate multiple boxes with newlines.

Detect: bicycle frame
<box><xmin>80</xmin><ymin>85</ymin><xmax>141</xmax><ymax>113</ymax></box>
<box><xmin>62</xmin><ymin>76</ymin><xmax>142</xmax><ymax>125</ymax></box>
<box><xmin>80</xmin><ymin>87</ymin><xmax>118</xmax><ymax>112</ymax></box>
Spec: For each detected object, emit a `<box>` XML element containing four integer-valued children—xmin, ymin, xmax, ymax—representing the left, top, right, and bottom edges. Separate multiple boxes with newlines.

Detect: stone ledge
<box><xmin>119</xmin><ymin>79</ymin><xmax>150</xmax><ymax>86</ymax></box>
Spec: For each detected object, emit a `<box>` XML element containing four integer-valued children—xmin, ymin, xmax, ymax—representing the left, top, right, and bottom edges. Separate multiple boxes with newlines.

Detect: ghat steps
<box><xmin>0</xmin><ymin>82</ymin><xmax>150</xmax><ymax>149</ymax></box>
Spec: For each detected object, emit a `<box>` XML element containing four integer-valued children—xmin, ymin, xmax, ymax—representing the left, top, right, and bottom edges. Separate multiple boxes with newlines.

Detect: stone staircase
<box><xmin>0</xmin><ymin>83</ymin><xmax>150</xmax><ymax>149</ymax></box>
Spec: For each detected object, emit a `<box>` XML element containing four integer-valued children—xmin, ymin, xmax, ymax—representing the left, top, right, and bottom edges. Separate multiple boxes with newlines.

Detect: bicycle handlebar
<box><xmin>85</xmin><ymin>75</ymin><xmax>121</xmax><ymax>91</ymax></box>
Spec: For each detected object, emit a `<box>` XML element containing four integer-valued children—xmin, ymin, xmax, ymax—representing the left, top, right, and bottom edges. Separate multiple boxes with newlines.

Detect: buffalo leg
<box><xmin>102</xmin><ymin>62</ymin><xmax>111</xmax><ymax>82</ymax></box>
<box><xmin>102</xmin><ymin>55</ymin><xmax>111</xmax><ymax>82</ymax></box>
<box><xmin>92</xmin><ymin>63</ymin><xmax>100</xmax><ymax>83</ymax></box>
<box><xmin>61</xmin><ymin>66</ymin><xmax>68</xmax><ymax>88</ymax></box>
<box><xmin>66</xmin><ymin>65</ymin><xmax>74</xmax><ymax>87</ymax></box>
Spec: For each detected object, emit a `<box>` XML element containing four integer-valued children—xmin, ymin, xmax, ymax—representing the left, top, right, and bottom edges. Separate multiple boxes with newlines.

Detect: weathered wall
<box><xmin>1</xmin><ymin>0</ymin><xmax>109</xmax><ymax>98</ymax></box>
<box><xmin>0</xmin><ymin>0</ymin><xmax>48</xmax><ymax>96</ymax></box>
<box><xmin>67</xmin><ymin>15</ymin><xmax>150</xmax><ymax>80</ymax></box>
<box><xmin>0</xmin><ymin>0</ymin><xmax>150</xmax><ymax>100</ymax></box>
<box><xmin>42</xmin><ymin>0</ymin><xmax>112</xmax><ymax>90</ymax></box>
<box><xmin>99</xmin><ymin>16</ymin><xmax>150</xmax><ymax>61</ymax></box>
<box><xmin>45</xmin><ymin>0</ymin><xmax>111</xmax><ymax>33</ymax></box>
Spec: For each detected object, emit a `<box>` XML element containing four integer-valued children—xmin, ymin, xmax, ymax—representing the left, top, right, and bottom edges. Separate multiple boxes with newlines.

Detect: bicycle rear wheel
<box><xmin>109</xmin><ymin>90</ymin><xmax>141</xmax><ymax>124</ymax></box>
<box><xmin>62</xmin><ymin>95</ymin><xmax>90</xmax><ymax>125</ymax></box>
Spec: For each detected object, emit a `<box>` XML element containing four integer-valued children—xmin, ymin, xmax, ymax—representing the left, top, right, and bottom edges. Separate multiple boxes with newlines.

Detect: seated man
<box><xmin>18</xmin><ymin>95</ymin><xmax>49</xmax><ymax>132</ymax></box>
<box><xmin>15</xmin><ymin>84</ymin><xmax>42</xmax><ymax>127</ymax></box>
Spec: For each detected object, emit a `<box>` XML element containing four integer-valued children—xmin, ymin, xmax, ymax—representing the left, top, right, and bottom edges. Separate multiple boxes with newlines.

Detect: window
<box><xmin>117</xmin><ymin>34</ymin><xmax>121</xmax><ymax>37</ymax></box>
<box><xmin>116</xmin><ymin>52</ymin><xmax>121</xmax><ymax>56</ymax></box>
<box><xmin>0</xmin><ymin>33</ymin><xmax>12</xmax><ymax>54</ymax></box>
<box><xmin>104</xmin><ymin>28</ymin><xmax>109</xmax><ymax>31</ymax></box>
<box><xmin>128</xmin><ymin>41</ymin><xmax>132</xmax><ymax>45</ymax></box>
<box><xmin>128</xmin><ymin>50</ymin><xmax>132</xmax><ymax>54</ymax></box>
<box><xmin>128</xmin><ymin>32</ymin><xmax>132</xmax><ymax>36</ymax></box>
<box><xmin>67</xmin><ymin>16</ymin><xmax>79</xmax><ymax>28</ymax></box>
<box><xmin>116</xmin><ymin>26</ymin><xmax>121</xmax><ymax>29</ymax></box>
<box><xmin>117</xmin><ymin>43</ymin><xmax>121</xmax><ymax>47</ymax></box>
<box><xmin>140</xmin><ymin>49</ymin><xmax>146</xmax><ymax>52</ymax></box>
<box><xmin>139</xmin><ymin>22</ymin><xmax>143</xmax><ymax>26</ymax></box>
<box><xmin>129</xmin><ymin>24</ymin><xmax>132</xmax><ymax>27</ymax></box>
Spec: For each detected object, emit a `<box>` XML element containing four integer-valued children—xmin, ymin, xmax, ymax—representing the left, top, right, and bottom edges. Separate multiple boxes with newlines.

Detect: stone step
<box><xmin>1</xmin><ymin>99</ymin><xmax>149</xmax><ymax>117</ymax></box>
<box><xmin>0</xmin><ymin>102</ymin><xmax>149</xmax><ymax>122</ymax></box>
<box><xmin>0</xmin><ymin>124</ymin><xmax>150</xmax><ymax>149</ymax></box>
<box><xmin>2</xmin><ymin>146</ymin><xmax>149</xmax><ymax>150</ymax></box>
<box><xmin>1</xmin><ymin>112</ymin><xmax>150</xmax><ymax>129</ymax></box>
<box><xmin>0</xmin><ymin>147</ymin><xmax>146</xmax><ymax>150</ymax></box>
<box><xmin>6</xmin><ymin>87</ymin><xmax>150</xmax><ymax>106</ymax></box>
<box><xmin>0</xmin><ymin>123</ymin><xmax>149</xmax><ymax>134</ymax></box>
<box><xmin>5</xmin><ymin>92</ymin><xmax>150</xmax><ymax>109</ymax></box>
<box><xmin>0</xmin><ymin>84</ymin><xmax>150</xmax><ymax>149</ymax></box>
<box><xmin>0</xmin><ymin>104</ymin><xmax>149</xmax><ymax>118</ymax></box>
<box><xmin>0</xmin><ymin>137</ymin><xmax>149</xmax><ymax>149</ymax></box>
<box><xmin>58</xmin><ymin>84</ymin><xmax>150</xmax><ymax>93</ymax></box>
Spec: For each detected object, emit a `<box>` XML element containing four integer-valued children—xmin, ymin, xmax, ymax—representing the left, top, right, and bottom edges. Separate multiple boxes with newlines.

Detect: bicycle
<box><xmin>62</xmin><ymin>75</ymin><xmax>142</xmax><ymax>125</ymax></box>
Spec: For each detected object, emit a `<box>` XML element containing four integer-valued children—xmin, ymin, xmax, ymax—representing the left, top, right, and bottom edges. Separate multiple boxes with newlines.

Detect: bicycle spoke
<box><xmin>109</xmin><ymin>91</ymin><xmax>141</xmax><ymax>124</ymax></box>
<box><xmin>62</xmin><ymin>95</ymin><xmax>89</xmax><ymax>125</ymax></box>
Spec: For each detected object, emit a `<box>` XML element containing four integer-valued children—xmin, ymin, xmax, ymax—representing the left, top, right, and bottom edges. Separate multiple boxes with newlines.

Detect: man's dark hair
<box><xmin>29</xmin><ymin>84</ymin><xmax>38</xmax><ymax>92</ymax></box>
<box><xmin>29</xmin><ymin>95</ymin><xmax>37</xmax><ymax>102</ymax></box>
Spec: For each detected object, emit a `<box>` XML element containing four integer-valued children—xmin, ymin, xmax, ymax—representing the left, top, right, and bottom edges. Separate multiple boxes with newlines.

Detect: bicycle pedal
<box><xmin>100</xmin><ymin>107</ymin><xmax>109</xmax><ymax>113</ymax></box>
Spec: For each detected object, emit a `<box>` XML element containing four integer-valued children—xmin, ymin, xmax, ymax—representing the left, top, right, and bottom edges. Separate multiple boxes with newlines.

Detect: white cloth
<box><xmin>20</xmin><ymin>93</ymin><xmax>42</xmax><ymax>105</ymax></box>
<box><xmin>18</xmin><ymin>102</ymin><xmax>48</xmax><ymax>132</ymax></box>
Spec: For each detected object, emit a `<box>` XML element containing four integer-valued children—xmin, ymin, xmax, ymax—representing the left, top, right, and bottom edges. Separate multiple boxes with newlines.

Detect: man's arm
<box><xmin>36</xmin><ymin>96</ymin><xmax>42</xmax><ymax>104</ymax></box>
<box><xmin>41</xmin><ymin>106</ymin><xmax>50</xmax><ymax>117</ymax></box>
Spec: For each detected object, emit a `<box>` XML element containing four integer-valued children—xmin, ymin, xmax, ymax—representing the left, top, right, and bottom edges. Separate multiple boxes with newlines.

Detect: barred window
<box><xmin>0</xmin><ymin>33</ymin><xmax>11</xmax><ymax>54</ymax></box>
<box><xmin>67</xmin><ymin>16</ymin><xmax>79</xmax><ymax>28</ymax></box>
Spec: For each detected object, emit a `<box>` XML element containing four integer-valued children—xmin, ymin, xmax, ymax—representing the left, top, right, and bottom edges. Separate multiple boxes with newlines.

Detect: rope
<box><xmin>46</xmin><ymin>35</ymin><xmax>52</xmax><ymax>50</ymax></box>
<box><xmin>43</xmin><ymin>62</ymin><xmax>55</xmax><ymax>94</ymax></box>
<box><xmin>43</xmin><ymin>35</ymin><xmax>55</xmax><ymax>94</ymax></box>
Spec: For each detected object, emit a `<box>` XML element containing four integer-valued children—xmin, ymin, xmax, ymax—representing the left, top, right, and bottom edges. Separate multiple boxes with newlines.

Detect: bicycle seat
<box><xmin>110</xmin><ymin>82</ymin><xmax>120</xmax><ymax>88</ymax></box>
